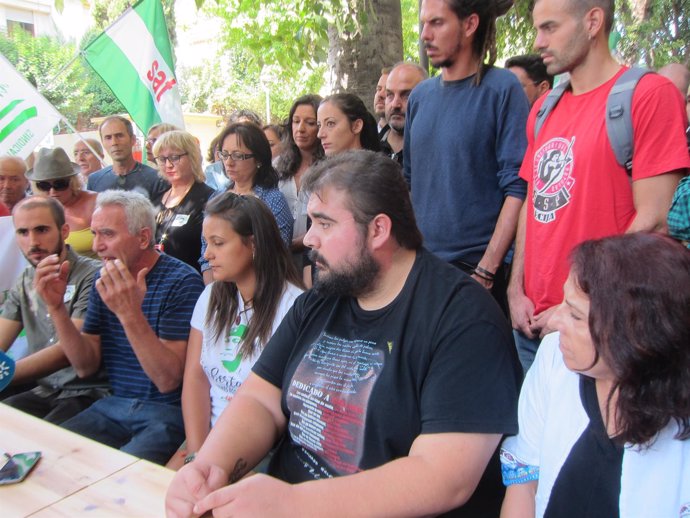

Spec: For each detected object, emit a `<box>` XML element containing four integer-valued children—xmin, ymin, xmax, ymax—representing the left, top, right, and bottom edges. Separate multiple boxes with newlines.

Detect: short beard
<box><xmin>309</xmin><ymin>246</ymin><xmax>380</xmax><ymax>299</ymax></box>
<box><xmin>388</xmin><ymin>118</ymin><xmax>405</xmax><ymax>134</ymax></box>
<box><xmin>427</xmin><ymin>40</ymin><xmax>462</xmax><ymax>71</ymax></box>
<box><xmin>431</xmin><ymin>57</ymin><xmax>454</xmax><ymax>69</ymax></box>
<box><xmin>25</xmin><ymin>238</ymin><xmax>64</xmax><ymax>267</ymax></box>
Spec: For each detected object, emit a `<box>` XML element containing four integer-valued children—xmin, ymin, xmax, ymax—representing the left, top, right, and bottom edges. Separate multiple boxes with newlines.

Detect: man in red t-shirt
<box><xmin>507</xmin><ymin>0</ymin><xmax>690</xmax><ymax>374</ymax></box>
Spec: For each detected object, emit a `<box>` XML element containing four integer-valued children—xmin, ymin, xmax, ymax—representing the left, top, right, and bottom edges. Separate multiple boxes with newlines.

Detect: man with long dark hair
<box><xmin>404</xmin><ymin>0</ymin><xmax>528</xmax><ymax>316</ymax></box>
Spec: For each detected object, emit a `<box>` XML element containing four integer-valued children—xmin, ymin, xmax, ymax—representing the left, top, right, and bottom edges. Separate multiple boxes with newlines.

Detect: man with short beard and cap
<box><xmin>507</xmin><ymin>0</ymin><xmax>690</xmax><ymax>374</ymax></box>
<box><xmin>380</xmin><ymin>62</ymin><xmax>428</xmax><ymax>165</ymax></box>
<box><xmin>0</xmin><ymin>155</ymin><xmax>29</xmax><ymax>212</ymax></box>
<box><xmin>166</xmin><ymin>150</ymin><xmax>521</xmax><ymax>518</ymax></box>
<box><xmin>0</xmin><ymin>196</ymin><xmax>105</xmax><ymax>423</ymax></box>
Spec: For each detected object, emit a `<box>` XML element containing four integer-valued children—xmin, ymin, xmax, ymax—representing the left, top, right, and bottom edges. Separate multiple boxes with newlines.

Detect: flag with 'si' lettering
<box><xmin>0</xmin><ymin>53</ymin><xmax>63</xmax><ymax>159</ymax></box>
<box><xmin>82</xmin><ymin>0</ymin><xmax>185</xmax><ymax>134</ymax></box>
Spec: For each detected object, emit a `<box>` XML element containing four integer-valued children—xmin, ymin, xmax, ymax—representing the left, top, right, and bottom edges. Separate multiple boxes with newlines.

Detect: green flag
<box><xmin>82</xmin><ymin>0</ymin><xmax>184</xmax><ymax>134</ymax></box>
<box><xmin>0</xmin><ymin>53</ymin><xmax>63</xmax><ymax>159</ymax></box>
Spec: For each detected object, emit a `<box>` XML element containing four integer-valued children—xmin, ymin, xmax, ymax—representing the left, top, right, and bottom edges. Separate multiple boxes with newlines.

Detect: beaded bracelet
<box><xmin>474</xmin><ymin>265</ymin><xmax>495</xmax><ymax>281</ymax></box>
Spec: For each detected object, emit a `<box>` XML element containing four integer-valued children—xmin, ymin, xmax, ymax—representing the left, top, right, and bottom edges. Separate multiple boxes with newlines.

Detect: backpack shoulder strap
<box><xmin>534</xmin><ymin>79</ymin><xmax>571</xmax><ymax>139</ymax></box>
<box><xmin>605</xmin><ymin>67</ymin><xmax>653</xmax><ymax>173</ymax></box>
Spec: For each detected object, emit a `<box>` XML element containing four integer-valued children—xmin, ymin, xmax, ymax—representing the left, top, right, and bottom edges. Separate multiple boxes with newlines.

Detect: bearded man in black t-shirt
<box><xmin>166</xmin><ymin>150</ymin><xmax>522</xmax><ymax>518</ymax></box>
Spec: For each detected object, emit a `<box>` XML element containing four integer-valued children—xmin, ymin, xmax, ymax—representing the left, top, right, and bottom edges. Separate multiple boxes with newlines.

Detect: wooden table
<box><xmin>0</xmin><ymin>403</ymin><xmax>173</xmax><ymax>517</ymax></box>
<box><xmin>31</xmin><ymin>459</ymin><xmax>174</xmax><ymax>517</ymax></box>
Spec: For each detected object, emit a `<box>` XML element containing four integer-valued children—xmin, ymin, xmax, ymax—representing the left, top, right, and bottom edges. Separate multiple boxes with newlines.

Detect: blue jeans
<box><xmin>513</xmin><ymin>330</ymin><xmax>542</xmax><ymax>377</ymax></box>
<box><xmin>61</xmin><ymin>396</ymin><xmax>184</xmax><ymax>465</ymax></box>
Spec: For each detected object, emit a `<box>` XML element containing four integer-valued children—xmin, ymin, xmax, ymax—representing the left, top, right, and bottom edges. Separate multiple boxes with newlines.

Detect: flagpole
<box><xmin>45</xmin><ymin>0</ymin><xmax>138</xmax><ymax>92</ymax></box>
<box><xmin>31</xmin><ymin>51</ymin><xmax>105</xmax><ymax>167</ymax></box>
<box><xmin>92</xmin><ymin>2</ymin><xmax>138</xmax><ymax>36</ymax></box>
<box><xmin>41</xmin><ymin>51</ymin><xmax>81</xmax><ymax>94</ymax></box>
<box><xmin>43</xmin><ymin>0</ymin><xmax>139</xmax><ymax>93</ymax></box>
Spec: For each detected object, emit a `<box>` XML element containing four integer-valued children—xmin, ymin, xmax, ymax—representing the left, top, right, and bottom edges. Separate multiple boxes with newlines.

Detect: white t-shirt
<box><xmin>191</xmin><ymin>282</ymin><xmax>303</xmax><ymax>425</ymax></box>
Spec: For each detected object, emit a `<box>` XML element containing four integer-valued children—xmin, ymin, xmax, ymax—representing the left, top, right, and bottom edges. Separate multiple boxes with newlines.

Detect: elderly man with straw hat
<box><xmin>27</xmin><ymin>148</ymin><xmax>99</xmax><ymax>259</ymax></box>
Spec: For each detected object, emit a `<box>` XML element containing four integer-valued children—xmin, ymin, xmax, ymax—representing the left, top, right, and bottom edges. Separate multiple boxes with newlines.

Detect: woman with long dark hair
<box><xmin>176</xmin><ymin>192</ymin><xmax>303</xmax><ymax>468</ymax></box>
<box><xmin>500</xmin><ymin>233</ymin><xmax>690</xmax><ymax>518</ymax></box>
<box><xmin>276</xmin><ymin>95</ymin><xmax>324</xmax><ymax>264</ymax></box>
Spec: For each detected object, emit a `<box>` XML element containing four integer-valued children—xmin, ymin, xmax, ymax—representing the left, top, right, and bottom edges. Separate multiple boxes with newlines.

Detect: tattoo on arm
<box><xmin>229</xmin><ymin>458</ymin><xmax>248</xmax><ymax>483</ymax></box>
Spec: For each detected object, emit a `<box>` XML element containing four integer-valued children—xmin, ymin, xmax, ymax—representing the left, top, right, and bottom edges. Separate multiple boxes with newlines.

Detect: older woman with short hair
<box><xmin>500</xmin><ymin>232</ymin><xmax>690</xmax><ymax>518</ymax></box>
<box><xmin>151</xmin><ymin>130</ymin><xmax>214</xmax><ymax>271</ymax></box>
<box><xmin>73</xmin><ymin>138</ymin><xmax>105</xmax><ymax>181</ymax></box>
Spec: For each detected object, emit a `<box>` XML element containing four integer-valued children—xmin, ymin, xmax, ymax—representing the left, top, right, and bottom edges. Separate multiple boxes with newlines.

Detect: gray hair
<box><xmin>95</xmin><ymin>190</ymin><xmax>156</xmax><ymax>247</ymax></box>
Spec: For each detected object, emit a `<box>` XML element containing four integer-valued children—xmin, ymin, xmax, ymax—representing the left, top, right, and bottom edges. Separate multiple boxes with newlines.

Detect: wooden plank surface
<box><xmin>30</xmin><ymin>459</ymin><xmax>175</xmax><ymax>518</ymax></box>
<box><xmin>0</xmin><ymin>403</ymin><xmax>138</xmax><ymax>517</ymax></box>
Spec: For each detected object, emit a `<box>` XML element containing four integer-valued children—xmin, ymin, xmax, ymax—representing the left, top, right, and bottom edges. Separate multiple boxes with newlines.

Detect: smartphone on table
<box><xmin>0</xmin><ymin>451</ymin><xmax>41</xmax><ymax>485</ymax></box>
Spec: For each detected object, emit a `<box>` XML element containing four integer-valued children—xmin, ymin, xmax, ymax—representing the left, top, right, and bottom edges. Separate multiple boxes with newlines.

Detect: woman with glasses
<box><xmin>169</xmin><ymin>191</ymin><xmax>303</xmax><ymax>469</ymax></box>
<box><xmin>151</xmin><ymin>130</ymin><xmax>214</xmax><ymax>272</ymax></box>
<box><xmin>27</xmin><ymin>147</ymin><xmax>99</xmax><ymax>259</ymax></box>
<box><xmin>200</xmin><ymin>123</ymin><xmax>293</xmax><ymax>284</ymax></box>
<box><xmin>317</xmin><ymin>93</ymin><xmax>381</xmax><ymax>156</ymax></box>
<box><xmin>500</xmin><ymin>233</ymin><xmax>690</xmax><ymax>518</ymax></box>
<box><xmin>275</xmin><ymin>95</ymin><xmax>324</xmax><ymax>269</ymax></box>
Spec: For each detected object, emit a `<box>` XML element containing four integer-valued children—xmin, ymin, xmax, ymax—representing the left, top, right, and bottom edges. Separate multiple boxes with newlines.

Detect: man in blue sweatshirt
<box><xmin>404</xmin><ymin>0</ymin><xmax>529</xmax><ymax>313</ymax></box>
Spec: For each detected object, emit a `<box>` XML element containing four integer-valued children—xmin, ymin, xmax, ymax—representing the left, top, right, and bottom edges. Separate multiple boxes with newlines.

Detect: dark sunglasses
<box><xmin>35</xmin><ymin>179</ymin><xmax>71</xmax><ymax>192</ymax></box>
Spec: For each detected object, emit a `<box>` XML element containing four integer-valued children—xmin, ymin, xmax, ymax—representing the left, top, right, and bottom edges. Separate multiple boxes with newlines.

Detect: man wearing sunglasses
<box><xmin>87</xmin><ymin>116</ymin><xmax>168</xmax><ymax>200</ymax></box>
<box><xmin>0</xmin><ymin>196</ymin><xmax>106</xmax><ymax>423</ymax></box>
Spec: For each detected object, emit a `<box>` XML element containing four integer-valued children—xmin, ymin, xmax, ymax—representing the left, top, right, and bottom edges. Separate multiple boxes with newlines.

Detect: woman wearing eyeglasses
<box><xmin>151</xmin><ymin>130</ymin><xmax>214</xmax><ymax>272</ymax></box>
<box><xmin>199</xmin><ymin>123</ymin><xmax>293</xmax><ymax>284</ymax></box>
<box><xmin>27</xmin><ymin>147</ymin><xmax>99</xmax><ymax>259</ymax></box>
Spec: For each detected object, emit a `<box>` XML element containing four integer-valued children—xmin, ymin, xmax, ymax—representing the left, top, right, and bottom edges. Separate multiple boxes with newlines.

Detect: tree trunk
<box><xmin>418</xmin><ymin>0</ymin><xmax>428</xmax><ymax>73</ymax></box>
<box><xmin>631</xmin><ymin>0</ymin><xmax>652</xmax><ymax>21</ymax></box>
<box><xmin>326</xmin><ymin>0</ymin><xmax>403</xmax><ymax>113</ymax></box>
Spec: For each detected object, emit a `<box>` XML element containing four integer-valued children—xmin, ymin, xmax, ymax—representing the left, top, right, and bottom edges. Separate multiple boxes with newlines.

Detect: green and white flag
<box><xmin>0</xmin><ymin>53</ymin><xmax>63</xmax><ymax>159</ymax></box>
<box><xmin>83</xmin><ymin>0</ymin><xmax>184</xmax><ymax>134</ymax></box>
